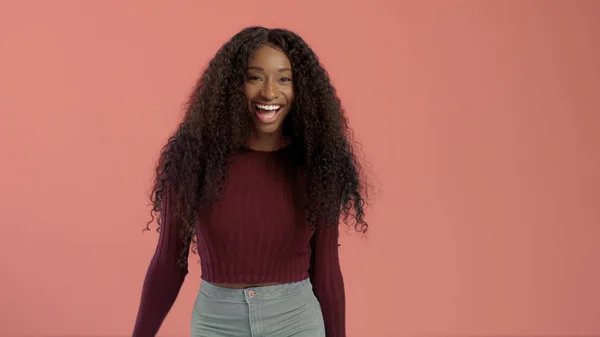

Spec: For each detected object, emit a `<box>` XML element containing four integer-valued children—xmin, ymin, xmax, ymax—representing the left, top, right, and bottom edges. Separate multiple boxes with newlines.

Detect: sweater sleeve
<box><xmin>309</xmin><ymin>223</ymin><xmax>346</xmax><ymax>337</ymax></box>
<box><xmin>132</xmin><ymin>189</ymin><xmax>190</xmax><ymax>337</ymax></box>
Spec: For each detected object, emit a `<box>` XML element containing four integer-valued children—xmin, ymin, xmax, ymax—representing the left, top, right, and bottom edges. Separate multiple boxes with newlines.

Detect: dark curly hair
<box><xmin>145</xmin><ymin>26</ymin><xmax>370</xmax><ymax>264</ymax></box>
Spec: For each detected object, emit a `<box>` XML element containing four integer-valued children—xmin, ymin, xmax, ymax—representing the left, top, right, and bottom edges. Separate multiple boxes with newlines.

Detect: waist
<box><xmin>199</xmin><ymin>278</ymin><xmax>313</xmax><ymax>302</ymax></box>
<box><xmin>209</xmin><ymin>282</ymin><xmax>282</xmax><ymax>289</ymax></box>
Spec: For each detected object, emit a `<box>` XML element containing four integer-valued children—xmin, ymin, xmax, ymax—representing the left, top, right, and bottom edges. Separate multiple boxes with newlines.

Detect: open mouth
<box><xmin>254</xmin><ymin>103</ymin><xmax>283</xmax><ymax>123</ymax></box>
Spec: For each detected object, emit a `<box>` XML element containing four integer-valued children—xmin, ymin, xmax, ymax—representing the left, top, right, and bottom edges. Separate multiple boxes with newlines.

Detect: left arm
<box><xmin>309</xmin><ymin>223</ymin><xmax>346</xmax><ymax>337</ymax></box>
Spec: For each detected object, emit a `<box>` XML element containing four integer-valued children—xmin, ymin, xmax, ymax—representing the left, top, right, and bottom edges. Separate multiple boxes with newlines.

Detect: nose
<box><xmin>260</xmin><ymin>80</ymin><xmax>278</xmax><ymax>100</ymax></box>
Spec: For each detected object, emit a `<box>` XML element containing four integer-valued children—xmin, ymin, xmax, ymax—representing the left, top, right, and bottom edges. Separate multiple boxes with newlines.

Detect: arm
<box><xmin>309</xmin><ymin>223</ymin><xmax>346</xmax><ymax>337</ymax></box>
<box><xmin>132</xmin><ymin>189</ymin><xmax>190</xmax><ymax>337</ymax></box>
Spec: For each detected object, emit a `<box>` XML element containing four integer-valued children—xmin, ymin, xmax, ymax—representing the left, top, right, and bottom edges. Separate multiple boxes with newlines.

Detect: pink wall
<box><xmin>1</xmin><ymin>1</ymin><xmax>599</xmax><ymax>336</ymax></box>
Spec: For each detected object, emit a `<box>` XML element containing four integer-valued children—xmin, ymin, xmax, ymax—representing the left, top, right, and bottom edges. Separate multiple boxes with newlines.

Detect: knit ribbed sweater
<box><xmin>132</xmin><ymin>145</ymin><xmax>346</xmax><ymax>336</ymax></box>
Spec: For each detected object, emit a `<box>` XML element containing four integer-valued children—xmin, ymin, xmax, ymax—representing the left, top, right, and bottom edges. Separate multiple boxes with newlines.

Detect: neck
<box><xmin>246</xmin><ymin>130</ymin><xmax>289</xmax><ymax>152</ymax></box>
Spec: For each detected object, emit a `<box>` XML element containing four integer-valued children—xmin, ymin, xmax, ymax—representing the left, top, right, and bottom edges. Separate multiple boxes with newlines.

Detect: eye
<box><xmin>247</xmin><ymin>75</ymin><xmax>262</xmax><ymax>81</ymax></box>
<box><xmin>280</xmin><ymin>77</ymin><xmax>292</xmax><ymax>82</ymax></box>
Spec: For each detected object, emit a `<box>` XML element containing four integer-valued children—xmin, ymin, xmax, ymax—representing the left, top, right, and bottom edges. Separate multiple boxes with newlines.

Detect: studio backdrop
<box><xmin>1</xmin><ymin>1</ymin><xmax>599</xmax><ymax>336</ymax></box>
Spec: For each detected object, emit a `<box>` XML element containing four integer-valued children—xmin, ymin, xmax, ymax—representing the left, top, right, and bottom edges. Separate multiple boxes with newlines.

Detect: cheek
<box><xmin>243</xmin><ymin>84</ymin><xmax>254</xmax><ymax>101</ymax></box>
<box><xmin>283</xmin><ymin>87</ymin><xmax>295</xmax><ymax>104</ymax></box>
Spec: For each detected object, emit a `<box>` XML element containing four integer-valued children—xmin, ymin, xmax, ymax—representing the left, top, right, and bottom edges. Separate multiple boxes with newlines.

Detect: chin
<box><xmin>253</xmin><ymin>122</ymin><xmax>283</xmax><ymax>135</ymax></box>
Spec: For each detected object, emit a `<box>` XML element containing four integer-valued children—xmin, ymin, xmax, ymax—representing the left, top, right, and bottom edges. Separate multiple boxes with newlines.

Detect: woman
<box><xmin>132</xmin><ymin>26</ymin><xmax>369</xmax><ymax>337</ymax></box>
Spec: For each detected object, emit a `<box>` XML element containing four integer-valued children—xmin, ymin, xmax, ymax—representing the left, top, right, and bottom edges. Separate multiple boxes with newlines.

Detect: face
<box><xmin>244</xmin><ymin>45</ymin><xmax>295</xmax><ymax>137</ymax></box>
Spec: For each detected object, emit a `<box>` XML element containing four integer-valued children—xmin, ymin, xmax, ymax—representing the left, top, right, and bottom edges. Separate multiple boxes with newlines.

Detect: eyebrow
<box><xmin>247</xmin><ymin>66</ymin><xmax>292</xmax><ymax>72</ymax></box>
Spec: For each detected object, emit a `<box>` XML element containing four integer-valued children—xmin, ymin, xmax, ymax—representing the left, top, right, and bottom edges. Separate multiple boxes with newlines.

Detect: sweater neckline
<box><xmin>240</xmin><ymin>144</ymin><xmax>293</xmax><ymax>154</ymax></box>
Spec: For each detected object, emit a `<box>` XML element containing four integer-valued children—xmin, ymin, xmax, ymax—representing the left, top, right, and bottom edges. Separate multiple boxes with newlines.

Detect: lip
<box><xmin>253</xmin><ymin>102</ymin><xmax>284</xmax><ymax>123</ymax></box>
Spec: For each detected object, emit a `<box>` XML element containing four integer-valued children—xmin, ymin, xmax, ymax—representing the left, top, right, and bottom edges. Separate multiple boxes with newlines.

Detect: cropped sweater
<box><xmin>132</xmin><ymin>145</ymin><xmax>346</xmax><ymax>336</ymax></box>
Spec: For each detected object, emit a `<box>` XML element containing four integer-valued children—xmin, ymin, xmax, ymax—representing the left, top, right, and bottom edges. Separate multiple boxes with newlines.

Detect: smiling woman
<box><xmin>132</xmin><ymin>26</ymin><xmax>370</xmax><ymax>337</ymax></box>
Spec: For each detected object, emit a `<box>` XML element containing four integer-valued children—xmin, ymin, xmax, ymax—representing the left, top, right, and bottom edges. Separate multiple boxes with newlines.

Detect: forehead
<box><xmin>247</xmin><ymin>45</ymin><xmax>292</xmax><ymax>70</ymax></box>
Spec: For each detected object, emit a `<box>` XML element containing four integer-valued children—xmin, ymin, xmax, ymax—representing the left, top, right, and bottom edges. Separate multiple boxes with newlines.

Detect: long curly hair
<box><xmin>146</xmin><ymin>26</ymin><xmax>370</xmax><ymax>264</ymax></box>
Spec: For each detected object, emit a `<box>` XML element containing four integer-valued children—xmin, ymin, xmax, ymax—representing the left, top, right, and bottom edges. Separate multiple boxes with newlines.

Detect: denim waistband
<box><xmin>199</xmin><ymin>277</ymin><xmax>312</xmax><ymax>302</ymax></box>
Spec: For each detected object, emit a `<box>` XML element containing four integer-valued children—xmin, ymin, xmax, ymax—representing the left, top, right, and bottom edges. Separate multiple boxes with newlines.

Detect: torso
<box><xmin>193</xmin><ymin>145</ymin><xmax>314</xmax><ymax>288</ymax></box>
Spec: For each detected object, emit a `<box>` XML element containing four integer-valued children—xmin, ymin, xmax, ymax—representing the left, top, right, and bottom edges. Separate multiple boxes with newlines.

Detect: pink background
<box><xmin>1</xmin><ymin>1</ymin><xmax>599</xmax><ymax>336</ymax></box>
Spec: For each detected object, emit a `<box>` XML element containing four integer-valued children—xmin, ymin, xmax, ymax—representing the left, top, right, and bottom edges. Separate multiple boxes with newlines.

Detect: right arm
<box><xmin>132</xmin><ymin>189</ymin><xmax>190</xmax><ymax>337</ymax></box>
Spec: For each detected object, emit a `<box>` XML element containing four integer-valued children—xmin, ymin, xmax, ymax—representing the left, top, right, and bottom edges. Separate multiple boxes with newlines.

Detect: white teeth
<box><xmin>255</xmin><ymin>104</ymin><xmax>281</xmax><ymax>111</ymax></box>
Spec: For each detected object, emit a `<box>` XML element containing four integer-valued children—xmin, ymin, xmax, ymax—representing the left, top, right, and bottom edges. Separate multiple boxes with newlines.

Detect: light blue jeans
<box><xmin>191</xmin><ymin>278</ymin><xmax>326</xmax><ymax>337</ymax></box>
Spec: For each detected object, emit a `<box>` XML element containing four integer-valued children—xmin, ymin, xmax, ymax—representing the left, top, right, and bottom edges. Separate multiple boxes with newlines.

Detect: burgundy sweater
<box><xmin>132</xmin><ymin>146</ymin><xmax>345</xmax><ymax>336</ymax></box>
